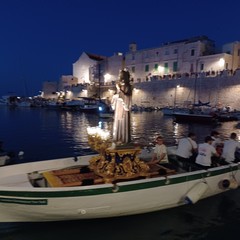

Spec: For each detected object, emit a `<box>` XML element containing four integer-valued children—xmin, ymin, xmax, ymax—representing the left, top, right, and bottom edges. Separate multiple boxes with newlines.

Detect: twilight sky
<box><xmin>1</xmin><ymin>0</ymin><xmax>240</xmax><ymax>96</ymax></box>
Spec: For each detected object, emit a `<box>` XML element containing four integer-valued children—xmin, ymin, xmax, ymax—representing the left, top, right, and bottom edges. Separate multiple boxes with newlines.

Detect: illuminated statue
<box><xmin>112</xmin><ymin>68</ymin><xmax>133</xmax><ymax>144</ymax></box>
<box><xmin>88</xmin><ymin>69</ymin><xmax>150</xmax><ymax>182</ymax></box>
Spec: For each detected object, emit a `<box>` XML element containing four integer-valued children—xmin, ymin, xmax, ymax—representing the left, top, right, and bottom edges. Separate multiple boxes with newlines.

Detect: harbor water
<box><xmin>1</xmin><ymin>107</ymin><xmax>240</xmax><ymax>239</ymax></box>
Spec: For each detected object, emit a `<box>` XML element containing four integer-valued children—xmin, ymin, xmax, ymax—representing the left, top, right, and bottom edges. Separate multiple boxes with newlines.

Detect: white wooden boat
<box><xmin>0</xmin><ymin>149</ymin><xmax>239</xmax><ymax>223</ymax></box>
<box><xmin>1</xmin><ymin>68</ymin><xmax>239</xmax><ymax>223</ymax></box>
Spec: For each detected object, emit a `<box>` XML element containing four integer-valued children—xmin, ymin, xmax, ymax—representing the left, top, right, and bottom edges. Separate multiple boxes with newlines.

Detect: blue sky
<box><xmin>1</xmin><ymin>0</ymin><xmax>240</xmax><ymax>96</ymax></box>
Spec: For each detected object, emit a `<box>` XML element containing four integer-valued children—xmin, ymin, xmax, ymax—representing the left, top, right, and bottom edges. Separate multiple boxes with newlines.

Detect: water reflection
<box><xmin>1</xmin><ymin>108</ymin><xmax>240</xmax><ymax>239</ymax></box>
<box><xmin>0</xmin><ymin>108</ymin><xmax>239</xmax><ymax>161</ymax></box>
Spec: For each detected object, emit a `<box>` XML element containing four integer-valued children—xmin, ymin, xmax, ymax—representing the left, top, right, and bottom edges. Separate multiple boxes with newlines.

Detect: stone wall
<box><xmin>131</xmin><ymin>71</ymin><xmax>240</xmax><ymax>109</ymax></box>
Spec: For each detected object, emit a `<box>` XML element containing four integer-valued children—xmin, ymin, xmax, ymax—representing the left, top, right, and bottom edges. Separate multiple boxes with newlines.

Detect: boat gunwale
<box><xmin>0</xmin><ymin>163</ymin><xmax>238</xmax><ymax>198</ymax></box>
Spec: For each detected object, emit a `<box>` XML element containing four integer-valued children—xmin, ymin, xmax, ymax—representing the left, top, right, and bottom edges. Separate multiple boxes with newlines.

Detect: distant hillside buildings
<box><xmin>42</xmin><ymin>35</ymin><xmax>240</xmax><ymax>100</ymax></box>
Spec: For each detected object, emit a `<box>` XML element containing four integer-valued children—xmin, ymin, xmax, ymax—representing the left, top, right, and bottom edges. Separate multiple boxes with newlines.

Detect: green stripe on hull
<box><xmin>0</xmin><ymin>166</ymin><xmax>238</xmax><ymax>198</ymax></box>
<box><xmin>0</xmin><ymin>197</ymin><xmax>47</xmax><ymax>205</ymax></box>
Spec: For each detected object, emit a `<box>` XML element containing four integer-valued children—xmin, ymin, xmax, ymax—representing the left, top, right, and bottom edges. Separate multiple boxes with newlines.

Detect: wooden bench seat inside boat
<box><xmin>42</xmin><ymin>168</ymin><xmax>104</xmax><ymax>187</ymax></box>
<box><xmin>42</xmin><ymin>163</ymin><xmax>177</xmax><ymax>187</ymax></box>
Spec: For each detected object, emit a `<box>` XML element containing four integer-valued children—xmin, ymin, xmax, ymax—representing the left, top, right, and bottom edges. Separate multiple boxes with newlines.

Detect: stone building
<box><xmin>125</xmin><ymin>36</ymin><xmax>240</xmax><ymax>83</ymax></box>
<box><xmin>72</xmin><ymin>52</ymin><xmax>106</xmax><ymax>84</ymax></box>
<box><xmin>43</xmin><ymin>36</ymin><xmax>240</xmax><ymax>107</ymax></box>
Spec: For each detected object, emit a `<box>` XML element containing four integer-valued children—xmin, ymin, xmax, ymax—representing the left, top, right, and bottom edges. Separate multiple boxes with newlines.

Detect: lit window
<box><xmin>164</xmin><ymin>63</ymin><xmax>169</xmax><ymax>74</ymax></box>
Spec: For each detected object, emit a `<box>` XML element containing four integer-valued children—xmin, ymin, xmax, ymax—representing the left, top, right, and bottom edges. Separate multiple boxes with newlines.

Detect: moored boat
<box><xmin>173</xmin><ymin>112</ymin><xmax>218</xmax><ymax>124</ymax></box>
<box><xmin>78</xmin><ymin>97</ymin><xmax>99</xmax><ymax>113</ymax></box>
<box><xmin>98</xmin><ymin>101</ymin><xmax>114</xmax><ymax>118</ymax></box>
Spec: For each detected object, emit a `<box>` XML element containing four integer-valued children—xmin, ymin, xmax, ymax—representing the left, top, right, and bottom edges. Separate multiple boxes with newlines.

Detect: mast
<box><xmin>98</xmin><ymin>62</ymin><xmax>101</xmax><ymax>100</ymax></box>
<box><xmin>193</xmin><ymin>59</ymin><xmax>199</xmax><ymax>105</ymax></box>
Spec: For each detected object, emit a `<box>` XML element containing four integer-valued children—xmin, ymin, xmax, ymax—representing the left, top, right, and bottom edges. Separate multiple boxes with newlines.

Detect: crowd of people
<box><xmin>148</xmin><ymin>130</ymin><xmax>240</xmax><ymax>172</ymax></box>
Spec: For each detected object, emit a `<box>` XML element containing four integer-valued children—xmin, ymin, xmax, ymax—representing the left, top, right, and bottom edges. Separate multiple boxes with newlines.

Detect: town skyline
<box><xmin>1</xmin><ymin>0</ymin><xmax>240</xmax><ymax>96</ymax></box>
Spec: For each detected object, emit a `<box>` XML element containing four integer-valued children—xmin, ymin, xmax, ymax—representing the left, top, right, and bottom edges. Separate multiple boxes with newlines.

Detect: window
<box><xmin>191</xmin><ymin>49</ymin><xmax>195</xmax><ymax>56</ymax></box>
<box><xmin>145</xmin><ymin>65</ymin><xmax>149</xmax><ymax>72</ymax></box>
<box><xmin>164</xmin><ymin>63</ymin><xmax>168</xmax><ymax>74</ymax></box>
<box><xmin>238</xmin><ymin>49</ymin><xmax>240</xmax><ymax>56</ymax></box>
<box><xmin>200</xmin><ymin>63</ymin><xmax>204</xmax><ymax>71</ymax></box>
<box><xmin>132</xmin><ymin>66</ymin><xmax>135</xmax><ymax>73</ymax></box>
<box><xmin>165</xmin><ymin>49</ymin><xmax>169</xmax><ymax>55</ymax></box>
<box><xmin>132</xmin><ymin>54</ymin><xmax>135</xmax><ymax>60</ymax></box>
<box><xmin>154</xmin><ymin>64</ymin><xmax>158</xmax><ymax>70</ymax></box>
<box><xmin>174</xmin><ymin>49</ymin><xmax>178</xmax><ymax>54</ymax></box>
<box><xmin>173</xmin><ymin>62</ymin><xmax>178</xmax><ymax>72</ymax></box>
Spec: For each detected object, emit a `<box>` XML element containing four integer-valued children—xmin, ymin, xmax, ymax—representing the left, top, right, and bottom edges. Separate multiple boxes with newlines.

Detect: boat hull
<box><xmin>173</xmin><ymin>112</ymin><xmax>217</xmax><ymax>124</ymax></box>
<box><xmin>0</xmin><ymin>156</ymin><xmax>239</xmax><ymax>222</ymax></box>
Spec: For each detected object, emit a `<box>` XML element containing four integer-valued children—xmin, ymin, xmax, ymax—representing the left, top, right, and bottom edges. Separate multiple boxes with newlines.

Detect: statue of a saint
<box><xmin>111</xmin><ymin>68</ymin><xmax>133</xmax><ymax>145</ymax></box>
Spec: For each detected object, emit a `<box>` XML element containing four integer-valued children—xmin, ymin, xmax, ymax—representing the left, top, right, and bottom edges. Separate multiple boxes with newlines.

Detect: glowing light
<box><xmin>87</xmin><ymin>127</ymin><xmax>110</xmax><ymax>141</ymax></box>
<box><xmin>158</xmin><ymin>66</ymin><xmax>164</xmax><ymax>73</ymax></box>
<box><xmin>104</xmin><ymin>73</ymin><xmax>111</xmax><ymax>82</ymax></box>
<box><xmin>219</xmin><ymin>58</ymin><xmax>225</xmax><ymax>68</ymax></box>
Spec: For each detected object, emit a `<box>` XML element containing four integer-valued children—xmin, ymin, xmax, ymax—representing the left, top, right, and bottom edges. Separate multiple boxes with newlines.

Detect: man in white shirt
<box><xmin>176</xmin><ymin>132</ymin><xmax>198</xmax><ymax>171</ymax></box>
<box><xmin>196</xmin><ymin>136</ymin><xmax>219</xmax><ymax>169</ymax></box>
<box><xmin>149</xmin><ymin>136</ymin><xmax>168</xmax><ymax>164</ymax></box>
<box><xmin>148</xmin><ymin>136</ymin><xmax>176</xmax><ymax>171</ymax></box>
<box><xmin>221</xmin><ymin>132</ymin><xmax>240</xmax><ymax>163</ymax></box>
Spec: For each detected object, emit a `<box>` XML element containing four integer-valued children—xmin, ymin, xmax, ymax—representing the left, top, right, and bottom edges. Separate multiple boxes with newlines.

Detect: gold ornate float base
<box><xmin>89</xmin><ymin>147</ymin><xmax>150</xmax><ymax>183</ymax></box>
